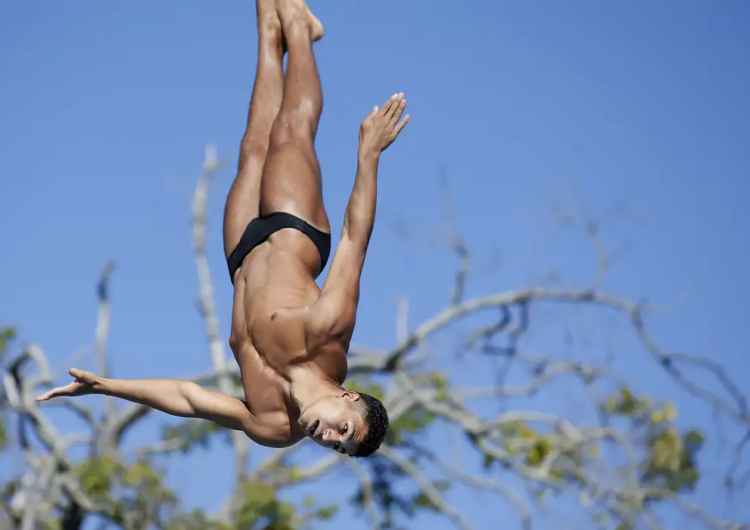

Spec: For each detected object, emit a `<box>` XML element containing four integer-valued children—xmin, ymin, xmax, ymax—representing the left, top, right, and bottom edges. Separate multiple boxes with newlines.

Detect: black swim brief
<box><xmin>226</xmin><ymin>211</ymin><xmax>331</xmax><ymax>283</ymax></box>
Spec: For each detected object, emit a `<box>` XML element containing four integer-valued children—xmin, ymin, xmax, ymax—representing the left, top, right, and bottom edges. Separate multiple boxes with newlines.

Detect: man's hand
<box><xmin>36</xmin><ymin>368</ymin><xmax>103</xmax><ymax>402</ymax></box>
<box><xmin>359</xmin><ymin>92</ymin><xmax>409</xmax><ymax>156</ymax></box>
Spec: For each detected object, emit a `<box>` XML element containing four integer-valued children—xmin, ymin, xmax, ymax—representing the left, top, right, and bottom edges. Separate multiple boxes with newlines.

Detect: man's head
<box><xmin>301</xmin><ymin>389</ymin><xmax>388</xmax><ymax>457</ymax></box>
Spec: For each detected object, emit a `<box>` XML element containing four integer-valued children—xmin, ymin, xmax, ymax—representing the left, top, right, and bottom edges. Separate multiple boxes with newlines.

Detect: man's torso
<box><xmin>228</xmin><ymin>228</ymin><xmax>346</xmax><ymax>445</ymax></box>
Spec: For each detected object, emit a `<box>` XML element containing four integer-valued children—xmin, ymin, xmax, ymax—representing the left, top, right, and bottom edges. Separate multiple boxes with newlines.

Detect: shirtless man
<box><xmin>37</xmin><ymin>0</ymin><xmax>409</xmax><ymax>458</ymax></box>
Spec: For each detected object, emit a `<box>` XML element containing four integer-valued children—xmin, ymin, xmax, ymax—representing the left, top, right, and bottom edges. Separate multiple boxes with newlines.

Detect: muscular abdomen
<box><xmin>228</xmin><ymin>236</ymin><xmax>320</xmax><ymax>418</ymax></box>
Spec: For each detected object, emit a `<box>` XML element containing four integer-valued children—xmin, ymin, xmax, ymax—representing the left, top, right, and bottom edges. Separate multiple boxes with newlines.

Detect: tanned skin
<box><xmin>37</xmin><ymin>0</ymin><xmax>409</xmax><ymax>457</ymax></box>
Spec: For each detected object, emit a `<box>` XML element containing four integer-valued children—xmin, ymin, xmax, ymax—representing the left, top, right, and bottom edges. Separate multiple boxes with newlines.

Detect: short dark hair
<box><xmin>351</xmin><ymin>393</ymin><xmax>389</xmax><ymax>458</ymax></box>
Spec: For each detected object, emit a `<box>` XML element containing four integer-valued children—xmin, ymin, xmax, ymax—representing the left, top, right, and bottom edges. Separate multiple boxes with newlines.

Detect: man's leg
<box><xmin>261</xmin><ymin>0</ymin><xmax>330</xmax><ymax>240</ymax></box>
<box><xmin>222</xmin><ymin>0</ymin><xmax>285</xmax><ymax>259</ymax></box>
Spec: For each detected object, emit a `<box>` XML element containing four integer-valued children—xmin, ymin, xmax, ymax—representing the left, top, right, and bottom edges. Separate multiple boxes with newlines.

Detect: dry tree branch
<box><xmin>631</xmin><ymin>311</ymin><xmax>749</xmax><ymax>427</ymax></box>
<box><xmin>426</xmin><ymin>451</ymin><xmax>532</xmax><ymax>530</ymax></box>
<box><xmin>665</xmin><ymin>495</ymin><xmax>748</xmax><ymax>530</ymax></box>
<box><xmin>437</xmin><ymin>168</ymin><xmax>470</xmax><ymax>307</ymax></box>
<box><xmin>10</xmin><ymin>345</ymin><xmax>52</xmax><ymax>393</ymax></box>
<box><xmin>380</xmin><ymin>284</ymin><xmax>750</xmax><ymax>440</ymax></box>
<box><xmin>266</xmin><ymin>454</ymin><xmax>342</xmax><ymax>487</ymax></box>
<box><xmin>95</xmin><ymin>262</ymin><xmax>116</xmax><ymax>425</ymax></box>
<box><xmin>44</xmin><ymin>400</ymin><xmax>95</xmax><ymax>427</ymax></box>
<box><xmin>343</xmin><ymin>458</ymin><xmax>381</xmax><ymax>530</ymax></box>
<box><xmin>191</xmin><ymin>143</ymin><xmax>250</xmax><ymax>517</ymax></box>
<box><xmin>112</xmin><ymin>404</ymin><xmax>151</xmax><ymax>445</ymax></box>
<box><xmin>379</xmin><ymin>444</ymin><xmax>473</xmax><ymax>530</ymax></box>
<box><xmin>453</xmin><ymin>360</ymin><xmax>608</xmax><ymax>400</ymax></box>
<box><xmin>3</xmin><ymin>348</ymin><xmax>124</xmax><ymax>527</ymax></box>
<box><xmin>726</xmin><ymin>431</ymin><xmax>750</xmax><ymax>489</ymax></box>
<box><xmin>391</xmin><ymin>363</ymin><xmax>656</xmax><ymax>524</ymax></box>
<box><xmin>249</xmin><ymin>443</ymin><xmax>305</xmax><ymax>481</ymax></box>
<box><xmin>384</xmin><ymin>287</ymin><xmax>636</xmax><ymax>370</ymax></box>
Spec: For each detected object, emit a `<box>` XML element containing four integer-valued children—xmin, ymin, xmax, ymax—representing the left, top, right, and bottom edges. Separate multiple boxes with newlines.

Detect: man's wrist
<box><xmin>357</xmin><ymin>147</ymin><xmax>380</xmax><ymax>164</ymax></box>
<box><xmin>94</xmin><ymin>377</ymin><xmax>111</xmax><ymax>394</ymax></box>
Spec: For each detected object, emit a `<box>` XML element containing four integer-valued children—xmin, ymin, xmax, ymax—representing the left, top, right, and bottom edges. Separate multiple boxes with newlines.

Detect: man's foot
<box><xmin>276</xmin><ymin>0</ymin><xmax>324</xmax><ymax>42</ymax></box>
<box><xmin>305</xmin><ymin>3</ymin><xmax>324</xmax><ymax>42</ymax></box>
<box><xmin>257</xmin><ymin>0</ymin><xmax>283</xmax><ymax>42</ymax></box>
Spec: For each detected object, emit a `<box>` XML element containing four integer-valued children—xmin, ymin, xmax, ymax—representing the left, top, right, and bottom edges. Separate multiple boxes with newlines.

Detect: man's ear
<box><xmin>339</xmin><ymin>390</ymin><xmax>361</xmax><ymax>402</ymax></box>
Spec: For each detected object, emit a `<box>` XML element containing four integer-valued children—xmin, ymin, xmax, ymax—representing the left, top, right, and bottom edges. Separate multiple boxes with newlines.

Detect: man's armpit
<box><xmin>307</xmin><ymin>292</ymin><xmax>357</xmax><ymax>341</ymax></box>
<box><xmin>242</xmin><ymin>411</ymin><xmax>300</xmax><ymax>448</ymax></box>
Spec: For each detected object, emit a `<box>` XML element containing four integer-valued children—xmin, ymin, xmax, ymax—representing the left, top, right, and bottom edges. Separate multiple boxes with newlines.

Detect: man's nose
<box><xmin>322</xmin><ymin>429</ymin><xmax>339</xmax><ymax>442</ymax></box>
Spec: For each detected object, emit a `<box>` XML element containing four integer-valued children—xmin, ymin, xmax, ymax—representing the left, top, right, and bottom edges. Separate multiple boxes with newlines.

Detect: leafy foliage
<box><xmin>74</xmin><ymin>456</ymin><xmax>177</xmax><ymax>525</ymax></box>
<box><xmin>603</xmin><ymin>387</ymin><xmax>704</xmax><ymax>494</ymax></box>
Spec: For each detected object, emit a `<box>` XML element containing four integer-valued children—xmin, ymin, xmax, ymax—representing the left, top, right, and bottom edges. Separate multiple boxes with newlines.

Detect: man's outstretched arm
<box><xmin>37</xmin><ymin>368</ymin><xmax>252</xmax><ymax>432</ymax></box>
<box><xmin>311</xmin><ymin>93</ymin><xmax>409</xmax><ymax>337</ymax></box>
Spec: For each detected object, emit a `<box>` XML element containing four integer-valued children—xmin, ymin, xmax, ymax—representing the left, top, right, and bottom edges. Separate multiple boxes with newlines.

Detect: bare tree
<box><xmin>1</xmin><ymin>145</ymin><xmax>748</xmax><ymax>530</ymax></box>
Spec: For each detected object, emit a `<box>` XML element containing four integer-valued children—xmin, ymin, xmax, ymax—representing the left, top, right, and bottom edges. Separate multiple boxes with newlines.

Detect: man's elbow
<box><xmin>338</xmin><ymin>233</ymin><xmax>370</xmax><ymax>268</ymax></box>
<box><xmin>343</xmin><ymin>214</ymin><xmax>374</xmax><ymax>243</ymax></box>
<box><xmin>178</xmin><ymin>381</ymin><xmax>202</xmax><ymax>416</ymax></box>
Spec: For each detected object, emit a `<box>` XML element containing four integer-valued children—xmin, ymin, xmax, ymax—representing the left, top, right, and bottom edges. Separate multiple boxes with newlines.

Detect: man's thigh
<box><xmin>223</xmin><ymin>151</ymin><xmax>265</xmax><ymax>259</ymax></box>
<box><xmin>259</xmin><ymin>141</ymin><xmax>330</xmax><ymax>234</ymax></box>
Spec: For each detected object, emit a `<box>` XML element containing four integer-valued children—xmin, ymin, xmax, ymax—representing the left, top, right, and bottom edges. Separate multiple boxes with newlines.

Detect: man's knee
<box><xmin>238</xmin><ymin>141</ymin><xmax>268</xmax><ymax>171</ymax></box>
<box><xmin>270</xmin><ymin>107</ymin><xmax>319</xmax><ymax>146</ymax></box>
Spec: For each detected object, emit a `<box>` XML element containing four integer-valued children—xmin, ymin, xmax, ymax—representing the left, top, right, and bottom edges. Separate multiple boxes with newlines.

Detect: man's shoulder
<box><xmin>245</xmin><ymin>409</ymin><xmax>306</xmax><ymax>448</ymax></box>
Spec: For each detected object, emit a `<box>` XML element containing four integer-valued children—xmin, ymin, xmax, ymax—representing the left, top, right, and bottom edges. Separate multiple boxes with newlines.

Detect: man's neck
<box><xmin>288</xmin><ymin>366</ymin><xmax>341</xmax><ymax>415</ymax></box>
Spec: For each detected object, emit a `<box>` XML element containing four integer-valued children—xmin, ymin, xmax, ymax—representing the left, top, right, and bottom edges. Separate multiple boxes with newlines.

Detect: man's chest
<box><xmin>236</xmin><ymin>341</ymin><xmax>290</xmax><ymax>408</ymax></box>
<box><xmin>247</xmin><ymin>304</ymin><xmax>311</xmax><ymax>371</ymax></box>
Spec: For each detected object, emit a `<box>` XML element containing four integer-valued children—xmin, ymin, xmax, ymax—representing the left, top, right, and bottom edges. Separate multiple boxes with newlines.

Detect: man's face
<box><xmin>302</xmin><ymin>391</ymin><xmax>368</xmax><ymax>455</ymax></box>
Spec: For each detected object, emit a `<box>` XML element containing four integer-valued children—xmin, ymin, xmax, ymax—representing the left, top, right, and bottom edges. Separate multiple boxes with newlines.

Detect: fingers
<box><xmin>377</xmin><ymin>98</ymin><xmax>395</xmax><ymax>118</ymax></box>
<box><xmin>384</xmin><ymin>93</ymin><xmax>404</xmax><ymax>121</ymax></box>
<box><xmin>378</xmin><ymin>92</ymin><xmax>400</xmax><ymax>117</ymax></box>
<box><xmin>36</xmin><ymin>390</ymin><xmax>55</xmax><ymax>402</ymax></box>
<box><xmin>37</xmin><ymin>368</ymin><xmax>96</xmax><ymax>402</ymax></box>
<box><xmin>389</xmin><ymin>98</ymin><xmax>407</xmax><ymax>129</ymax></box>
<box><xmin>69</xmin><ymin>367</ymin><xmax>96</xmax><ymax>382</ymax></box>
<box><xmin>362</xmin><ymin>92</ymin><xmax>410</xmax><ymax>150</ymax></box>
<box><xmin>36</xmin><ymin>383</ymin><xmax>74</xmax><ymax>402</ymax></box>
<box><xmin>394</xmin><ymin>114</ymin><xmax>410</xmax><ymax>137</ymax></box>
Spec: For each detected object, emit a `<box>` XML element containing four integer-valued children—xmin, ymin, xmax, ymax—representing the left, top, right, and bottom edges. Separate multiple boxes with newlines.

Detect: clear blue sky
<box><xmin>1</xmin><ymin>1</ymin><xmax>749</xmax><ymax>528</ymax></box>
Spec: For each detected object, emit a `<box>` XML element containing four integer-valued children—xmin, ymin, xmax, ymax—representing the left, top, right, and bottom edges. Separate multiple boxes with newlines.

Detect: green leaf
<box><xmin>317</xmin><ymin>505</ymin><xmax>338</xmax><ymax>520</ymax></box>
<box><xmin>684</xmin><ymin>429</ymin><xmax>705</xmax><ymax>449</ymax></box>
<box><xmin>75</xmin><ymin>456</ymin><xmax>122</xmax><ymax>498</ymax></box>
<box><xmin>0</xmin><ymin>326</ymin><xmax>16</xmax><ymax>355</ymax></box>
<box><xmin>413</xmin><ymin>492</ymin><xmax>436</xmax><ymax>509</ymax></box>
<box><xmin>525</xmin><ymin>438</ymin><xmax>552</xmax><ymax>467</ymax></box>
<box><xmin>386</xmin><ymin>404</ymin><xmax>436</xmax><ymax>446</ymax></box>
